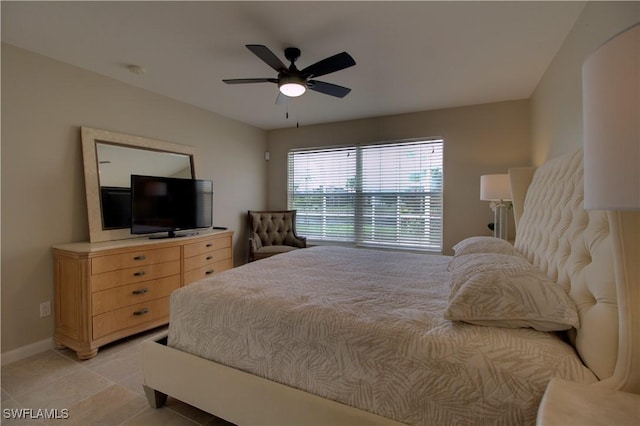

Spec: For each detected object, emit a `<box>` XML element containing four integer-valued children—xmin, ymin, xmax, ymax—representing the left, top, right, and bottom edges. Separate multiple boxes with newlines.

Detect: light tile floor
<box><xmin>1</xmin><ymin>327</ymin><xmax>234</xmax><ymax>426</ymax></box>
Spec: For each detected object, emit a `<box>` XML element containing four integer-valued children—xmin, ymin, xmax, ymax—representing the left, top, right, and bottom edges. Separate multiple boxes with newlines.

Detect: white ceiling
<box><xmin>1</xmin><ymin>1</ymin><xmax>585</xmax><ymax>130</ymax></box>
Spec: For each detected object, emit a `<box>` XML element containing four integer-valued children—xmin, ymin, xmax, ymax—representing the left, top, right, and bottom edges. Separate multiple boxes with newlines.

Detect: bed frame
<box><xmin>142</xmin><ymin>149</ymin><xmax>639</xmax><ymax>424</ymax></box>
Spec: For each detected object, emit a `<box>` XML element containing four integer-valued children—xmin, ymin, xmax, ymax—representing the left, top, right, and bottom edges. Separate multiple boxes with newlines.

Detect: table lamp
<box><xmin>480</xmin><ymin>174</ymin><xmax>512</xmax><ymax>240</ymax></box>
<box><xmin>583</xmin><ymin>23</ymin><xmax>639</xmax><ymax>211</ymax></box>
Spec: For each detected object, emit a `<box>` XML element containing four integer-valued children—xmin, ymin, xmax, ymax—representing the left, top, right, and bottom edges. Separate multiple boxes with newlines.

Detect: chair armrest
<box><xmin>249</xmin><ymin>237</ymin><xmax>262</xmax><ymax>251</ymax></box>
<box><xmin>293</xmin><ymin>236</ymin><xmax>307</xmax><ymax>248</ymax></box>
<box><xmin>248</xmin><ymin>237</ymin><xmax>263</xmax><ymax>262</ymax></box>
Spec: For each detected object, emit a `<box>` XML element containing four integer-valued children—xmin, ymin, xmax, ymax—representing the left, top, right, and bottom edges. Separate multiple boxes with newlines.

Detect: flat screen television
<box><xmin>131</xmin><ymin>175</ymin><xmax>213</xmax><ymax>238</ymax></box>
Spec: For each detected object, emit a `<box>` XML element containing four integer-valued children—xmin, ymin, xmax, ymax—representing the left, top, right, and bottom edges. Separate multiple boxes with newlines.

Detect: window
<box><xmin>288</xmin><ymin>139</ymin><xmax>443</xmax><ymax>252</ymax></box>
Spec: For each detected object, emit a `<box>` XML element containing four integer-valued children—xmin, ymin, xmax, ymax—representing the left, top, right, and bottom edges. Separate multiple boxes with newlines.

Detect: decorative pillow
<box><xmin>447</xmin><ymin>253</ymin><xmax>534</xmax><ymax>296</ymax></box>
<box><xmin>452</xmin><ymin>236</ymin><xmax>521</xmax><ymax>257</ymax></box>
<box><xmin>444</xmin><ymin>268</ymin><xmax>579</xmax><ymax>332</ymax></box>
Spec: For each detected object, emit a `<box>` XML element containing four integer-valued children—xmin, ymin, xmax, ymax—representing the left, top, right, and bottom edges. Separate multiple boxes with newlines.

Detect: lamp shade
<box><xmin>279</xmin><ymin>82</ymin><xmax>306</xmax><ymax>97</ymax></box>
<box><xmin>278</xmin><ymin>75</ymin><xmax>307</xmax><ymax>97</ymax></box>
<box><xmin>480</xmin><ymin>174</ymin><xmax>511</xmax><ymax>201</ymax></box>
<box><xmin>582</xmin><ymin>24</ymin><xmax>639</xmax><ymax>210</ymax></box>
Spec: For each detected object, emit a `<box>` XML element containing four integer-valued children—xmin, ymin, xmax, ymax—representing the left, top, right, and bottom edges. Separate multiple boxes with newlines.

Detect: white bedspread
<box><xmin>168</xmin><ymin>246</ymin><xmax>597</xmax><ymax>425</ymax></box>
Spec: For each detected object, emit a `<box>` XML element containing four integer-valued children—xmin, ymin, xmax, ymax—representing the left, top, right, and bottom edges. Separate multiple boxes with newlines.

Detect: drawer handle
<box><xmin>132</xmin><ymin>288</ymin><xmax>148</xmax><ymax>295</ymax></box>
<box><xmin>134</xmin><ymin>271</ymin><xmax>146</xmax><ymax>277</ymax></box>
<box><xmin>205</xmin><ymin>269</ymin><xmax>215</xmax><ymax>275</ymax></box>
<box><xmin>133</xmin><ymin>308</ymin><xmax>149</xmax><ymax>316</ymax></box>
<box><xmin>133</xmin><ymin>255</ymin><xmax>146</xmax><ymax>261</ymax></box>
<box><xmin>206</xmin><ymin>256</ymin><xmax>213</xmax><ymax>260</ymax></box>
<box><xmin>206</xmin><ymin>243</ymin><xmax>213</xmax><ymax>247</ymax></box>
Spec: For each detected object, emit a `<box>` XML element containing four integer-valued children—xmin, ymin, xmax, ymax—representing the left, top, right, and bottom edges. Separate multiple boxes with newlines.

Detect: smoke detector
<box><xmin>127</xmin><ymin>64</ymin><xmax>146</xmax><ymax>75</ymax></box>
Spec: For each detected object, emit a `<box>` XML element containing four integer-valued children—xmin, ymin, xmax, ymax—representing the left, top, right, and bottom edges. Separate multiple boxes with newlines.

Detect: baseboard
<box><xmin>1</xmin><ymin>337</ymin><xmax>55</xmax><ymax>366</ymax></box>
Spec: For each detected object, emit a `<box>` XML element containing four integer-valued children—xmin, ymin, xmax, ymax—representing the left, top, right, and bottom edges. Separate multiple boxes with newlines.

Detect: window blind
<box><xmin>288</xmin><ymin>139</ymin><xmax>443</xmax><ymax>252</ymax></box>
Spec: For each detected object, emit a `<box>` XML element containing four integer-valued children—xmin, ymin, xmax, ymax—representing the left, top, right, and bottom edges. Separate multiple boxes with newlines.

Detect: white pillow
<box><xmin>452</xmin><ymin>236</ymin><xmax>521</xmax><ymax>257</ymax></box>
<box><xmin>447</xmin><ymin>253</ymin><xmax>534</xmax><ymax>297</ymax></box>
<box><xmin>444</xmin><ymin>268</ymin><xmax>579</xmax><ymax>332</ymax></box>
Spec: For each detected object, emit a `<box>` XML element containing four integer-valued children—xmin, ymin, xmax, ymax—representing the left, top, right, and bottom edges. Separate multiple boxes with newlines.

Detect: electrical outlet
<box><xmin>40</xmin><ymin>301</ymin><xmax>51</xmax><ymax>318</ymax></box>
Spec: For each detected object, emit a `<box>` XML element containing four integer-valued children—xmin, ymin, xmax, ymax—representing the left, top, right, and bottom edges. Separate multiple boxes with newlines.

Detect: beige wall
<box><xmin>1</xmin><ymin>44</ymin><xmax>267</xmax><ymax>353</ymax></box>
<box><xmin>266</xmin><ymin>100</ymin><xmax>531</xmax><ymax>254</ymax></box>
<box><xmin>531</xmin><ymin>1</ymin><xmax>640</xmax><ymax>164</ymax></box>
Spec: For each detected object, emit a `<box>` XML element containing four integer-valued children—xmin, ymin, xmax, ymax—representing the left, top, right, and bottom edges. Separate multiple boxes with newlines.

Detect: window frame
<box><xmin>287</xmin><ymin>138</ymin><xmax>444</xmax><ymax>253</ymax></box>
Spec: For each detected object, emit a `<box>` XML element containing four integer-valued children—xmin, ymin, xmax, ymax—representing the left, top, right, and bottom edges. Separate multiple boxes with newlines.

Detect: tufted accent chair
<box><xmin>248</xmin><ymin>210</ymin><xmax>307</xmax><ymax>262</ymax></box>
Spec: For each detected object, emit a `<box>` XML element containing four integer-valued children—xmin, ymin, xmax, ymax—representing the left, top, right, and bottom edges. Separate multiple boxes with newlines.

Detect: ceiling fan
<box><xmin>223</xmin><ymin>45</ymin><xmax>356</xmax><ymax>102</ymax></box>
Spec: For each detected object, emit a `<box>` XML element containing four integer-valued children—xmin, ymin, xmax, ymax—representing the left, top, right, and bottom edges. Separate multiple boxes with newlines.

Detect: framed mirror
<box><xmin>81</xmin><ymin>127</ymin><xmax>198</xmax><ymax>242</ymax></box>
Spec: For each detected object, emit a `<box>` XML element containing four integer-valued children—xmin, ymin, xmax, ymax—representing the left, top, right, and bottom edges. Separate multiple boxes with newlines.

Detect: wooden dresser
<box><xmin>53</xmin><ymin>230</ymin><xmax>233</xmax><ymax>359</ymax></box>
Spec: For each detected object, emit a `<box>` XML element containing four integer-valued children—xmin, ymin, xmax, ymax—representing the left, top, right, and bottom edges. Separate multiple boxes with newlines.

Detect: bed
<box><xmin>141</xmin><ymin>149</ymin><xmax>639</xmax><ymax>425</ymax></box>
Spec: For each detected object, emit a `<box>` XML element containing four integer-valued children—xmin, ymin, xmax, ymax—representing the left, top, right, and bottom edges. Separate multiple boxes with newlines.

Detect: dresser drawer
<box><xmin>183</xmin><ymin>247</ymin><xmax>231</xmax><ymax>272</ymax></box>
<box><xmin>183</xmin><ymin>258</ymin><xmax>233</xmax><ymax>285</ymax></box>
<box><xmin>183</xmin><ymin>235</ymin><xmax>232</xmax><ymax>258</ymax></box>
<box><xmin>91</xmin><ymin>275</ymin><xmax>181</xmax><ymax>316</ymax></box>
<box><xmin>91</xmin><ymin>246</ymin><xmax>180</xmax><ymax>275</ymax></box>
<box><xmin>92</xmin><ymin>297</ymin><xmax>170</xmax><ymax>340</ymax></box>
<box><xmin>91</xmin><ymin>260</ymin><xmax>180</xmax><ymax>292</ymax></box>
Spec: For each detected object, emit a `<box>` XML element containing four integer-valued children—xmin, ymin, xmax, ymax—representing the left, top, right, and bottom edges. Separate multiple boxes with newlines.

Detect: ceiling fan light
<box><xmin>279</xmin><ymin>82</ymin><xmax>306</xmax><ymax>97</ymax></box>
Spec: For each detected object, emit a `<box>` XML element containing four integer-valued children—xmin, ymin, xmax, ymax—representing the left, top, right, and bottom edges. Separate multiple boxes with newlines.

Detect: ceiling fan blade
<box><xmin>308</xmin><ymin>80</ymin><xmax>352</xmax><ymax>98</ymax></box>
<box><xmin>301</xmin><ymin>52</ymin><xmax>355</xmax><ymax>78</ymax></box>
<box><xmin>223</xmin><ymin>78</ymin><xmax>277</xmax><ymax>84</ymax></box>
<box><xmin>246</xmin><ymin>45</ymin><xmax>286</xmax><ymax>72</ymax></box>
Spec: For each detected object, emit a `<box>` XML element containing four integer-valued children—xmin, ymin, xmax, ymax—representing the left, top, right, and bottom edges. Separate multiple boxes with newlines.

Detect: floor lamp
<box><xmin>480</xmin><ymin>174</ymin><xmax>512</xmax><ymax>240</ymax></box>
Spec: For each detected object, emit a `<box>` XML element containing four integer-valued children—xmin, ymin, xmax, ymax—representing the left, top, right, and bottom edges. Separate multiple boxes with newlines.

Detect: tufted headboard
<box><xmin>509</xmin><ymin>149</ymin><xmax>640</xmax><ymax>393</ymax></box>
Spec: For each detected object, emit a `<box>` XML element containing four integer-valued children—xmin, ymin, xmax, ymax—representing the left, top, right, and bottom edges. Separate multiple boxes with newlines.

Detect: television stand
<box><xmin>148</xmin><ymin>230</ymin><xmax>206</xmax><ymax>239</ymax></box>
<box><xmin>148</xmin><ymin>231</ymin><xmax>183</xmax><ymax>239</ymax></box>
